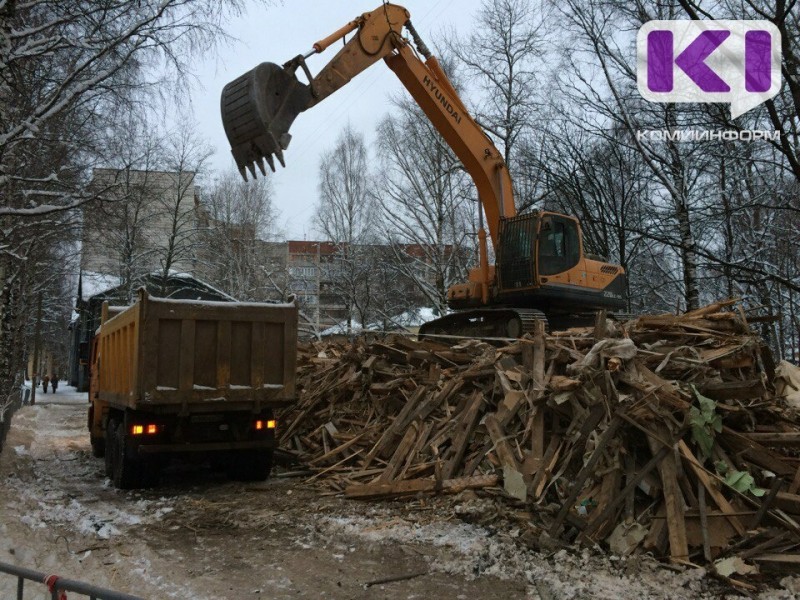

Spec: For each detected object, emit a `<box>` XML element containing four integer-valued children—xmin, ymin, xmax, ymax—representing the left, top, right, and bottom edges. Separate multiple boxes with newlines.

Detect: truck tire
<box><xmin>112</xmin><ymin>422</ymin><xmax>143</xmax><ymax>489</ymax></box>
<box><xmin>104</xmin><ymin>418</ymin><xmax>118</xmax><ymax>478</ymax></box>
<box><xmin>91</xmin><ymin>436</ymin><xmax>105</xmax><ymax>458</ymax></box>
<box><xmin>89</xmin><ymin>407</ymin><xmax>105</xmax><ymax>458</ymax></box>
<box><xmin>230</xmin><ymin>449</ymin><xmax>273</xmax><ymax>482</ymax></box>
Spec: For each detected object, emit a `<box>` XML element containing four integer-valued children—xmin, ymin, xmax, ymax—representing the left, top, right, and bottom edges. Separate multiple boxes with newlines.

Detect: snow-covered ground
<box><xmin>1</xmin><ymin>396</ymin><xmax>798</xmax><ymax>599</ymax></box>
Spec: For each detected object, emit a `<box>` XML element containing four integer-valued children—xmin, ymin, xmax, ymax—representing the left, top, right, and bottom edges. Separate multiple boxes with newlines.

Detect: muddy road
<box><xmin>0</xmin><ymin>387</ymin><xmax>796</xmax><ymax>599</ymax></box>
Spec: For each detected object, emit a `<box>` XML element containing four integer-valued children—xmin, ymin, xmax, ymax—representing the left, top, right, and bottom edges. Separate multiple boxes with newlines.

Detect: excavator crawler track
<box><xmin>418</xmin><ymin>308</ymin><xmax>548</xmax><ymax>341</ymax></box>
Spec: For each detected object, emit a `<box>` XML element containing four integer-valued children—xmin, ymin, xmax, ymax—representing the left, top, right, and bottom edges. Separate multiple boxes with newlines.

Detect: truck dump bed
<box><xmin>94</xmin><ymin>291</ymin><xmax>296</xmax><ymax>412</ymax></box>
<box><xmin>89</xmin><ymin>290</ymin><xmax>298</xmax><ymax>488</ymax></box>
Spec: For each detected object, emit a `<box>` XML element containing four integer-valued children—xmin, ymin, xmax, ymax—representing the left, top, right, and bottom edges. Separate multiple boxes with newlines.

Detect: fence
<box><xmin>0</xmin><ymin>561</ymin><xmax>144</xmax><ymax>600</ymax></box>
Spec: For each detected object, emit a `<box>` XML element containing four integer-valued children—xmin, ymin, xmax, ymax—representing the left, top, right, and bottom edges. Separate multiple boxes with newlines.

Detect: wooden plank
<box><xmin>742</xmin><ymin>432</ymin><xmax>800</xmax><ymax>446</ymax></box>
<box><xmin>532</xmin><ymin>320</ymin><xmax>546</xmax><ymax>384</ymax></box>
<box><xmin>377</xmin><ymin>424</ymin><xmax>420</xmax><ymax>483</ymax></box>
<box><xmin>789</xmin><ymin>464</ymin><xmax>800</xmax><ymax>495</ymax></box>
<box><xmin>751</xmin><ymin>478</ymin><xmax>783</xmax><ymax>528</ymax></box>
<box><xmin>593</xmin><ymin>310</ymin><xmax>607</xmax><ymax>340</ymax></box>
<box><xmin>751</xmin><ymin>554</ymin><xmax>800</xmax><ymax>565</ymax></box>
<box><xmin>495</xmin><ymin>390</ymin><xmax>525</xmax><ymax>428</ymax></box>
<box><xmin>346</xmin><ymin>475</ymin><xmax>499</xmax><ymax>500</ymax></box>
<box><xmin>441</xmin><ymin>392</ymin><xmax>484</xmax><ymax>480</ymax></box>
<box><xmin>587</xmin><ymin>466</ymin><xmax>622</xmax><ymax>540</ymax></box>
<box><xmin>678</xmin><ymin>440</ymin><xmax>746</xmax><ymax>535</ymax></box>
<box><xmin>549</xmin><ymin>414</ymin><xmax>623</xmax><ymax>536</ymax></box>
<box><xmin>643</xmin><ymin>503</ymin><xmax>668</xmax><ymax>555</ymax></box>
<box><xmin>309</xmin><ymin>431</ymin><xmax>368</xmax><ymax>466</ymax></box>
<box><xmin>700</xmin><ymin>379</ymin><xmax>766</xmax><ymax>401</ymax></box>
<box><xmin>485</xmin><ymin>414</ymin><xmax>520</xmax><ymax>472</ymax></box>
<box><xmin>775</xmin><ymin>491</ymin><xmax>800</xmax><ymax>515</ymax></box>
<box><xmin>722</xmin><ymin>427</ymin><xmax>795</xmax><ymax>477</ymax></box>
<box><xmin>362</xmin><ymin>386</ymin><xmax>427</xmax><ymax>467</ymax></box>
<box><xmin>528</xmin><ymin>407</ymin><xmax>545</xmax><ymax>478</ymax></box>
<box><xmin>697</xmin><ymin>482</ymin><xmax>712</xmax><ymax>563</ymax></box>
<box><xmin>529</xmin><ymin>434</ymin><xmax>561</xmax><ymax>500</ymax></box>
<box><xmin>649</xmin><ymin>429</ymin><xmax>689</xmax><ymax>563</ymax></box>
<box><xmin>398</xmin><ymin>421</ymin><xmax>433</xmax><ymax>480</ymax></box>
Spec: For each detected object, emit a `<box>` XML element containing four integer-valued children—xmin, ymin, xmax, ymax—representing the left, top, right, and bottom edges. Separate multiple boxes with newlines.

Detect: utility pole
<box><xmin>30</xmin><ymin>292</ymin><xmax>43</xmax><ymax>406</ymax></box>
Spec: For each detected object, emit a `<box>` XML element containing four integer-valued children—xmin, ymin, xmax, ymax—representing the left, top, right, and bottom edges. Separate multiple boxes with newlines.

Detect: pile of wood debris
<box><xmin>278</xmin><ymin>300</ymin><xmax>800</xmax><ymax>587</ymax></box>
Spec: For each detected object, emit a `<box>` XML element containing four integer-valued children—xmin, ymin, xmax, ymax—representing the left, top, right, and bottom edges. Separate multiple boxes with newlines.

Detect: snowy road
<box><xmin>0</xmin><ymin>390</ymin><xmax>797</xmax><ymax>599</ymax></box>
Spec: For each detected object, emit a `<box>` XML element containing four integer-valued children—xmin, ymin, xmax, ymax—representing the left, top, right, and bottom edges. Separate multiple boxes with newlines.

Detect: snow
<box><xmin>153</xmin><ymin>296</ymin><xmax>293</xmax><ymax>309</ymax></box>
<box><xmin>320</xmin><ymin>320</ymin><xmax>364</xmax><ymax>337</ymax></box>
<box><xmin>319</xmin><ymin>511</ymin><xmax>718</xmax><ymax>600</ymax></box>
<box><xmin>163</xmin><ymin>270</ymin><xmax>237</xmax><ymax>302</ymax></box>
<box><xmin>80</xmin><ymin>271</ymin><xmax>121</xmax><ymax>301</ymax></box>
<box><xmin>319</xmin><ymin>307</ymin><xmax>441</xmax><ymax>336</ymax></box>
<box><xmin>374</xmin><ymin>307</ymin><xmax>440</xmax><ymax>329</ymax></box>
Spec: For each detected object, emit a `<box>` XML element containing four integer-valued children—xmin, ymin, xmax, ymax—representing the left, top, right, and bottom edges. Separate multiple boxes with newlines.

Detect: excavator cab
<box><xmin>497</xmin><ymin>212</ymin><xmax>582</xmax><ymax>292</ymax></box>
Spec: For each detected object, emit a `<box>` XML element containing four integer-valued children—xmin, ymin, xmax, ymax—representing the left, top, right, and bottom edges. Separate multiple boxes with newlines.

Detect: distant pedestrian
<box><xmin>41</xmin><ymin>375</ymin><xmax>50</xmax><ymax>393</ymax></box>
<box><xmin>51</xmin><ymin>375</ymin><xmax>59</xmax><ymax>393</ymax></box>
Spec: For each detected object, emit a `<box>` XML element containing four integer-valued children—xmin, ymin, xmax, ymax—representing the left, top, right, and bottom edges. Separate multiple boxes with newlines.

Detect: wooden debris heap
<box><xmin>278</xmin><ymin>300</ymin><xmax>800</xmax><ymax>582</ymax></box>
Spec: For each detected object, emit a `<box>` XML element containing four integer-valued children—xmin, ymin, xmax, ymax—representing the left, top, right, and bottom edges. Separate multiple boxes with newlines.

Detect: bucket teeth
<box><xmin>221</xmin><ymin>61</ymin><xmax>312</xmax><ymax>181</ymax></box>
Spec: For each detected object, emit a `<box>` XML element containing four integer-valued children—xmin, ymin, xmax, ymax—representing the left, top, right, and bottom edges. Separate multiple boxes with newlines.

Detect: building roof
<box><xmin>77</xmin><ymin>270</ymin><xmax>235</xmax><ymax>305</ymax></box>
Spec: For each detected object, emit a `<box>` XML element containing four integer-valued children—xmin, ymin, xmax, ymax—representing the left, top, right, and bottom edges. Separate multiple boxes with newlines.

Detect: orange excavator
<box><xmin>220</xmin><ymin>4</ymin><xmax>627</xmax><ymax>336</ymax></box>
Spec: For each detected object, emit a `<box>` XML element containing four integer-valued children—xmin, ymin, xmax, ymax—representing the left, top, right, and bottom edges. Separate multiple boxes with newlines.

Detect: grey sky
<box><xmin>192</xmin><ymin>0</ymin><xmax>483</xmax><ymax>239</ymax></box>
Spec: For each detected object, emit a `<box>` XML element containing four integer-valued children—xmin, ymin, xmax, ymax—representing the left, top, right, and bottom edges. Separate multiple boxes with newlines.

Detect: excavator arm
<box><xmin>220</xmin><ymin>3</ymin><xmax>515</xmax><ymax>247</ymax></box>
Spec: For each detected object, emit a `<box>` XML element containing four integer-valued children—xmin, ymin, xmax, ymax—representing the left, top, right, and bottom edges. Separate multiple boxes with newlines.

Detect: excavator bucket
<box><xmin>220</xmin><ymin>62</ymin><xmax>313</xmax><ymax>180</ymax></box>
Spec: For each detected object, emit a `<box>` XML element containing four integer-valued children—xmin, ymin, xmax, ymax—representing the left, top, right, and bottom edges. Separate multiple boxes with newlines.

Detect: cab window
<box><xmin>538</xmin><ymin>216</ymin><xmax>580</xmax><ymax>275</ymax></box>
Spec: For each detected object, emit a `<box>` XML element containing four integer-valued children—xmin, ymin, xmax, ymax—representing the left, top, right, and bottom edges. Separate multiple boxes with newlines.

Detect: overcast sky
<box><xmin>191</xmin><ymin>0</ymin><xmax>483</xmax><ymax>239</ymax></box>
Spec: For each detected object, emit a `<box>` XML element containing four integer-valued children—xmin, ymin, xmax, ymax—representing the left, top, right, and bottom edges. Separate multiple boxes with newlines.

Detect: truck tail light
<box><xmin>255</xmin><ymin>419</ymin><xmax>276</xmax><ymax>431</ymax></box>
<box><xmin>132</xmin><ymin>424</ymin><xmax>159</xmax><ymax>435</ymax></box>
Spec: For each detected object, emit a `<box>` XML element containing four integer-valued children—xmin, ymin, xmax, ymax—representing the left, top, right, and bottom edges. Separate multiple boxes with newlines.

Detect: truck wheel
<box><xmin>91</xmin><ymin>435</ymin><xmax>105</xmax><ymax>458</ymax></box>
<box><xmin>112</xmin><ymin>423</ymin><xmax>143</xmax><ymax>489</ymax></box>
<box><xmin>89</xmin><ymin>407</ymin><xmax>105</xmax><ymax>458</ymax></box>
<box><xmin>104</xmin><ymin>418</ymin><xmax>118</xmax><ymax>478</ymax></box>
<box><xmin>230</xmin><ymin>449</ymin><xmax>273</xmax><ymax>482</ymax></box>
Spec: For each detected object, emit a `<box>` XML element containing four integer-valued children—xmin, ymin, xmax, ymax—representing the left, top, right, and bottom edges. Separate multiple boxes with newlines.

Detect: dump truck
<box><xmin>88</xmin><ymin>289</ymin><xmax>297</xmax><ymax>489</ymax></box>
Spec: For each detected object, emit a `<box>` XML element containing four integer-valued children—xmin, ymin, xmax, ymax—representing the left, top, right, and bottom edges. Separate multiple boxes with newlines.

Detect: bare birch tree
<box><xmin>155</xmin><ymin>120</ymin><xmax>213</xmax><ymax>295</ymax></box>
<box><xmin>199</xmin><ymin>166</ymin><xmax>280</xmax><ymax>301</ymax></box>
<box><xmin>375</xmin><ymin>96</ymin><xmax>474</xmax><ymax>313</ymax></box>
<box><xmin>0</xmin><ymin>0</ymin><xmax>269</xmax><ymax>412</ymax></box>
<box><xmin>448</xmin><ymin>0</ymin><xmax>550</xmax><ymax>210</ymax></box>
<box><xmin>313</xmin><ymin>124</ymin><xmax>378</xmax><ymax>331</ymax></box>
